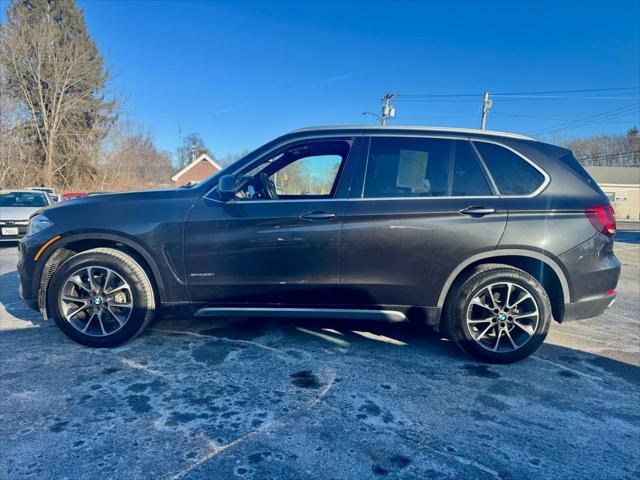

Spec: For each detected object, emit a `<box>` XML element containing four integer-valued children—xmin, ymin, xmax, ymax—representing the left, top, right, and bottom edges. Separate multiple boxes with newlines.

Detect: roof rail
<box><xmin>290</xmin><ymin>125</ymin><xmax>535</xmax><ymax>141</ymax></box>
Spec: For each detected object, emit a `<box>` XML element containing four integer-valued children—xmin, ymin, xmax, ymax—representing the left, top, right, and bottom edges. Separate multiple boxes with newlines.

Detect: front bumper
<box><xmin>562</xmin><ymin>291</ymin><xmax>617</xmax><ymax>322</ymax></box>
<box><xmin>17</xmin><ymin>228</ymin><xmax>63</xmax><ymax>313</ymax></box>
<box><xmin>18</xmin><ymin>281</ymin><xmax>40</xmax><ymax>311</ymax></box>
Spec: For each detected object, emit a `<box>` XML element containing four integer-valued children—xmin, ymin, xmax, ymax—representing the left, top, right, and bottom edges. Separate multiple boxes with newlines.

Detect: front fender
<box><xmin>33</xmin><ymin>231</ymin><xmax>190</xmax><ymax>315</ymax></box>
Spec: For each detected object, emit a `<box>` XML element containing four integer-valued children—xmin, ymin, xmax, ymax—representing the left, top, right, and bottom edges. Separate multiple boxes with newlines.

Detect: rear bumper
<box><xmin>561</xmin><ymin>292</ymin><xmax>616</xmax><ymax>322</ymax></box>
<box><xmin>558</xmin><ymin>233</ymin><xmax>621</xmax><ymax>322</ymax></box>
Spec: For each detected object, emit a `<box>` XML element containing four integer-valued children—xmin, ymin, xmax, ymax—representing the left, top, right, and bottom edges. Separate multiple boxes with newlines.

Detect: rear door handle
<box><xmin>300</xmin><ymin>211</ymin><xmax>337</xmax><ymax>221</ymax></box>
<box><xmin>459</xmin><ymin>206</ymin><xmax>496</xmax><ymax>217</ymax></box>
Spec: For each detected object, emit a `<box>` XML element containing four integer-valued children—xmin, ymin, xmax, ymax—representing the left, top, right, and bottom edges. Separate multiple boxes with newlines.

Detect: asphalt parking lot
<box><xmin>1</xmin><ymin>230</ymin><xmax>639</xmax><ymax>480</ymax></box>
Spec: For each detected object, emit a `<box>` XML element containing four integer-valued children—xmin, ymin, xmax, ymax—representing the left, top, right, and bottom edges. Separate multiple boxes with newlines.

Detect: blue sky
<box><xmin>6</xmin><ymin>1</ymin><xmax>640</xmax><ymax>161</ymax></box>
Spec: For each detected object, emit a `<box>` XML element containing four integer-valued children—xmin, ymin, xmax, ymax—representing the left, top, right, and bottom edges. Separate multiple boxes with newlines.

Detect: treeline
<box><xmin>556</xmin><ymin>127</ymin><xmax>640</xmax><ymax>167</ymax></box>
<box><xmin>0</xmin><ymin>0</ymin><xmax>174</xmax><ymax>191</ymax></box>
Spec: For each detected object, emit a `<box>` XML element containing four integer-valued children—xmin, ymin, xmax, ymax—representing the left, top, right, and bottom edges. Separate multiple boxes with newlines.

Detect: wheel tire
<box><xmin>443</xmin><ymin>264</ymin><xmax>551</xmax><ymax>364</ymax></box>
<box><xmin>47</xmin><ymin>248</ymin><xmax>156</xmax><ymax>348</ymax></box>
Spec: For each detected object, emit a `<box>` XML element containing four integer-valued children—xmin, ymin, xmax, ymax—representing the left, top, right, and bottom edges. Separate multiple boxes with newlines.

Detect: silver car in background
<box><xmin>0</xmin><ymin>190</ymin><xmax>52</xmax><ymax>242</ymax></box>
<box><xmin>28</xmin><ymin>187</ymin><xmax>61</xmax><ymax>203</ymax></box>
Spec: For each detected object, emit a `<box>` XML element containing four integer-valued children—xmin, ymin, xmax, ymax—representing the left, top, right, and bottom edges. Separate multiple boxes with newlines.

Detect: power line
<box><xmin>493</xmin><ymin>111</ymin><xmax>590</xmax><ymax>120</ymax></box>
<box><xmin>387</xmin><ymin>87</ymin><xmax>639</xmax><ymax>133</ymax></box>
<box><xmin>490</xmin><ymin>95</ymin><xmax>639</xmax><ymax>100</ymax></box>
<box><xmin>396</xmin><ymin>95</ymin><xmax>638</xmax><ymax>103</ymax></box>
<box><xmin>396</xmin><ymin>87</ymin><xmax>639</xmax><ymax>99</ymax></box>
<box><xmin>494</xmin><ymin>87</ymin><xmax>639</xmax><ymax>96</ymax></box>
<box><xmin>534</xmin><ymin>109</ymin><xmax>638</xmax><ymax>136</ymax></box>
<box><xmin>530</xmin><ymin>103</ymin><xmax>639</xmax><ymax>135</ymax></box>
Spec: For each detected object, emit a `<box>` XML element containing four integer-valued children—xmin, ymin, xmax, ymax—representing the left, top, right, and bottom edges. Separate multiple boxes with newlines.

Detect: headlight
<box><xmin>27</xmin><ymin>214</ymin><xmax>54</xmax><ymax>236</ymax></box>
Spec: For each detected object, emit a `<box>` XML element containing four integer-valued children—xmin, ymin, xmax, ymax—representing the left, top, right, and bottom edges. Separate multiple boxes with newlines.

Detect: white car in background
<box><xmin>0</xmin><ymin>190</ymin><xmax>52</xmax><ymax>242</ymax></box>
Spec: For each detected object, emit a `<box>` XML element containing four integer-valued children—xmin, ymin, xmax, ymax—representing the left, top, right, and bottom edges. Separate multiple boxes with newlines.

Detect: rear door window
<box><xmin>451</xmin><ymin>141</ymin><xmax>493</xmax><ymax>196</ymax></box>
<box><xmin>473</xmin><ymin>141</ymin><xmax>545</xmax><ymax>195</ymax></box>
<box><xmin>363</xmin><ymin>137</ymin><xmax>491</xmax><ymax>198</ymax></box>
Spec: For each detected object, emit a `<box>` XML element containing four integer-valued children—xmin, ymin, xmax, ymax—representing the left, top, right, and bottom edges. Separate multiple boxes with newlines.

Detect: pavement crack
<box><xmin>166</xmin><ymin>368</ymin><xmax>337</xmax><ymax>480</ymax></box>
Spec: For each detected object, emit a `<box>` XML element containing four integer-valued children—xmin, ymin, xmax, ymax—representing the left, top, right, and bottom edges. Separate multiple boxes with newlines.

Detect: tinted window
<box><xmin>364</xmin><ymin>137</ymin><xmax>491</xmax><ymax>198</ymax></box>
<box><xmin>474</xmin><ymin>142</ymin><xmax>545</xmax><ymax>195</ymax></box>
<box><xmin>0</xmin><ymin>191</ymin><xmax>48</xmax><ymax>207</ymax></box>
<box><xmin>451</xmin><ymin>141</ymin><xmax>492</xmax><ymax>196</ymax></box>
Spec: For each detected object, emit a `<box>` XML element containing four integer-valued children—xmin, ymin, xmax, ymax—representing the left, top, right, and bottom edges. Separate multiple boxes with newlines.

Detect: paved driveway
<box><xmin>1</xmin><ymin>235</ymin><xmax>638</xmax><ymax>479</ymax></box>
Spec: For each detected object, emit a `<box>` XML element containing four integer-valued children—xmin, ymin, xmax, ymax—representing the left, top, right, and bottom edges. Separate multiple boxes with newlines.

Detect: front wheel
<box><xmin>444</xmin><ymin>265</ymin><xmax>551</xmax><ymax>364</ymax></box>
<box><xmin>47</xmin><ymin>248</ymin><xmax>156</xmax><ymax>347</ymax></box>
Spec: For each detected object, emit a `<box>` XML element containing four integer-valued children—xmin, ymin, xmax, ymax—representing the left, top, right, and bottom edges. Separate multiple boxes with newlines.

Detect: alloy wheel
<box><xmin>465</xmin><ymin>282</ymin><xmax>540</xmax><ymax>353</ymax></box>
<box><xmin>58</xmin><ymin>266</ymin><xmax>133</xmax><ymax>337</ymax></box>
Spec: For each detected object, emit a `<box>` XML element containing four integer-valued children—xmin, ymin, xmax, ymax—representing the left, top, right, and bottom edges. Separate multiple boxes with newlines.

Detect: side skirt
<box><xmin>194</xmin><ymin>307</ymin><xmax>409</xmax><ymax>323</ymax></box>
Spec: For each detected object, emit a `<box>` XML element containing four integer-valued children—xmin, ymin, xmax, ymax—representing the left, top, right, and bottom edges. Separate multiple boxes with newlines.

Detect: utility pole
<box><xmin>178</xmin><ymin>125</ymin><xmax>183</xmax><ymax>169</ymax></box>
<box><xmin>381</xmin><ymin>93</ymin><xmax>396</xmax><ymax>126</ymax></box>
<box><xmin>480</xmin><ymin>92</ymin><xmax>492</xmax><ymax>130</ymax></box>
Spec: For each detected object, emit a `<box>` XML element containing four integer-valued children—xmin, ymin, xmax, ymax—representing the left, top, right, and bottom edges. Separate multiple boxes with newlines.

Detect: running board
<box><xmin>193</xmin><ymin>307</ymin><xmax>408</xmax><ymax>323</ymax></box>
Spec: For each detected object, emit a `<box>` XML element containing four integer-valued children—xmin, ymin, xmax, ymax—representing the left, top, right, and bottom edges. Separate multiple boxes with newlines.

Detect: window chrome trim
<box><xmin>204</xmin><ymin>198</ymin><xmax>347</xmax><ymax>205</ymax></box>
<box><xmin>203</xmin><ymin>135</ymin><xmax>359</xmax><ymax>202</ymax></box>
<box><xmin>347</xmin><ymin>195</ymin><xmax>497</xmax><ymax>202</ymax></box>
<box><xmin>206</xmin><ymin>196</ymin><xmax>499</xmax><ymax>204</ymax></box>
<box><xmin>203</xmin><ymin>133</ymin><xmax>549</xmax><ymax>202</ymax></box>
<box><xmin>359</xmin><ymin>133</ymin><xmax>550</xmax><ymax>200</ymax></box>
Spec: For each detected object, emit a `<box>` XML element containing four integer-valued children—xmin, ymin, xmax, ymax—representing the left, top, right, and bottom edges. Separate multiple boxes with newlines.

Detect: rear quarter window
<box><xmin>473</xmin><ymin>141</ymin><xmax>546</xmax><ymax>196</ymax></box>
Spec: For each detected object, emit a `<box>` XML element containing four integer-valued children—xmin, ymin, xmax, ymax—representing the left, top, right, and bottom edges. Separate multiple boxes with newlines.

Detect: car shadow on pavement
<box><xmin>2</xmin><ymin>312</ymin><xmax>638</xmax><ymax>480</ymax></box>
<box><xmin>144</xmin><ymin>314</ymin><xmax>640</xmax><ymax>399</ymax></box>
<box><xmin>150</xmin><ymin>313</ymin><xmax>470</xmax><ymax>360</ymax></box>
<box><xmin>0</xmin><ymin>270</ymin><xmax>43</xmax><ymax>325</ymax></box>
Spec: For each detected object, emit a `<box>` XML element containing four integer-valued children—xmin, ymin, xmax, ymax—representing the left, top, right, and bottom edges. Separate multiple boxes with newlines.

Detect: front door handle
<box><xmin>300</xmin><ymin>211</ymin><xmax>337</xmax><ymax>222</ymax></box>
<box><xmin>460</xmin><ymin>206</ymin><xmax>496</xmax><ymax>217</ymax></box>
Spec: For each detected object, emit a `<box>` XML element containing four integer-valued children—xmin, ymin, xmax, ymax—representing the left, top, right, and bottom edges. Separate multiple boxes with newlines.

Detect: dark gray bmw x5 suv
<box><xmin>17</xmin><ymin>126</ymin><xmax>620</xmax><ymax>363</ymax></box>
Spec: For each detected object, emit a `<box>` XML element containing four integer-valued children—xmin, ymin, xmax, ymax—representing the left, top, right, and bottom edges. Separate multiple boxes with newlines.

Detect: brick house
<box><xmin>171</xmin><ymin>153</ymin><xmax>222</xmax><ymax>186</ymax></box>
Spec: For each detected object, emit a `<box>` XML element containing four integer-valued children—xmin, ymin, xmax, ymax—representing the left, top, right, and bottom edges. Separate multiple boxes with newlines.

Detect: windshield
<box><xmin>0</xmin><ymin>191</ymin><xmax>49</xmax><ymax>207</ymax></box>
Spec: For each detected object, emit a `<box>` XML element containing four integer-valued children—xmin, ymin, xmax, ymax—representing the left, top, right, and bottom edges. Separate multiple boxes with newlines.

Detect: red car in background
<box><xmin>62</xmin><ymin>192</ymin><xmax>87</xmax><ymax>200</ymax></box>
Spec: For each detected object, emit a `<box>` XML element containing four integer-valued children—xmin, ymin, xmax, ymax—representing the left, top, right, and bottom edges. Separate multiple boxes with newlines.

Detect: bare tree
<box><xmin>176</xmin><ymin>132</ymin><xmax>208</xmax><ymax>169</ymax></box>
<box><xmin>218</xmin><ymin>149</ymin><xmax>252</xmax><ymax>168</ymax></box>
<box><xmin>98</xmin><ymin>122</ymin><xmax>175</xmax><ymax>190</ymax></box>
<box><xmin>556</xmin><ymin>127</ymin><xmax>640</xmax><ymax>167</ymax></box>
<box><xmin>0</xmin><ymin>91</ymin><xmax>41</xmax><ymax>188</ymax></box>
<box><xmin>0</xmin><ymin>0</ymin><xmax>115</xmax><ymax>187</ymax></box>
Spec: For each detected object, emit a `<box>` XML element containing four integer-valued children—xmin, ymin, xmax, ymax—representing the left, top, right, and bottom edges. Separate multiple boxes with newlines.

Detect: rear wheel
<box><xmin>444</xmin><ymin>265</ymin><xmax>551</xmax><ymax>363</ymax></box>
<box><xmin>47</xmin><ymin>248</ymin><xmax>155</xmax><ymax>347</ymax></box>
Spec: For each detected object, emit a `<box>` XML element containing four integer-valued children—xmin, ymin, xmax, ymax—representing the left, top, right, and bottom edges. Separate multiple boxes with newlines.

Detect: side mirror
<box><xmin>217</xmin><ymin>174</ymin><xmax>236</xmax><ymax>201</ymax></box>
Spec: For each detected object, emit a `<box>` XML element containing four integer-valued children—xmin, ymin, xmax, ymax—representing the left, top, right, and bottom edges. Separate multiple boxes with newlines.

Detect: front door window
<box><xmin>235</xmin><ymin>141</ymin><xmax>350</xmax><ymax>200</ymax></box>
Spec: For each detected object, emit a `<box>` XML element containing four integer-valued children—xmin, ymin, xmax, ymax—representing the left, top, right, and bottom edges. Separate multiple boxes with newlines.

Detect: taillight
<box><xmin>585</xmin><ymin>205</ymin><xmax>616</xmax><ymax>236</ymax></box>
